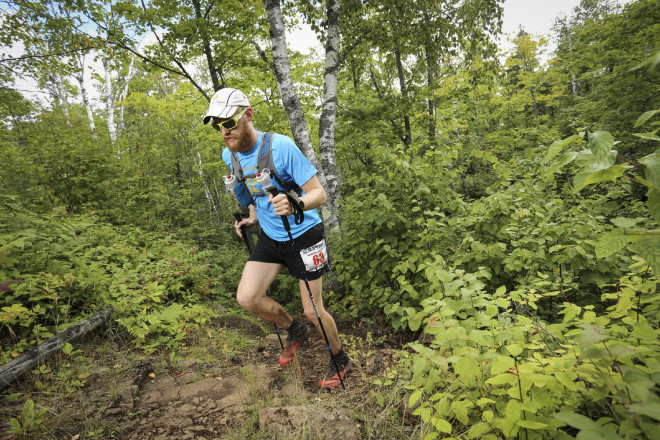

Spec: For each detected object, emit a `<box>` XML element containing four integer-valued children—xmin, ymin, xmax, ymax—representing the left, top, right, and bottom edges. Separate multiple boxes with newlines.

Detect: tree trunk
<box><xmin>568</xmin><ymin>35</ymin><xmax>581</xmax><ymax>96</ymax></box>
<box><xmin>0</xmin><ymin>307</ymin><xmax>113</xmax><ymax>392</ymax></box>
<box><xmin>117</xmin><ymin>55</ymin><xmax>137</xmax><ymax>136</ymax></box>
<box><xmin>195</xmin><ymin>149</ymin><xmax>219</xmax><ymax>218</ymax></box>
<box><xmin>318</xmin><ymin>0</ymin><xmax>342</xmax><ymax>232</ymax></box>
<box><xmin>103</xmin><ymin>59</ymin><xmax>118</xmax><ymax>146</ymax></box>
<box><xmin>74</xmin><ymin>54</ymin><xmax>96</xmax><ymax>137</ymax></box>
<box><xmin>394</xmin><ymin>39</ymin><xmax>411</xmax><ymax>147</ymax></box>
<box><xmin>48</xmin><ymin>73</ymin><xmax>71</xmax><ymax>124</ymax></box>
<box><xmin>192</xmin><ymin>0</ymin><xmax>221</xmax><ymax>92</ymax></box>
<box><xmin>262</xmin><ymin>0</ymin><xmax>325</xmax><ymax>186</ymax></box>
<box><xmin>424</xmin><ymin>42</ymin><xmax>436</xmax><ymax>141</ymax></box>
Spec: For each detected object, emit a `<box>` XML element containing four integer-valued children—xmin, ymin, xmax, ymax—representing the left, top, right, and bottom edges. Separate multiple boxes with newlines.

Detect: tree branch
<box><xmin>0</xmin><ymin>47</ymin><xmax>92</xmax><ymax>64</ymax></box>
<box><xmin>251</xmin><ymin>39</ymin><xmax>273</xmax><ymax>70</ymax></box>
<box><xmin>139</xmin><ymin>0</ymin><xmax>210</xmax><ymax>100</ymax></box>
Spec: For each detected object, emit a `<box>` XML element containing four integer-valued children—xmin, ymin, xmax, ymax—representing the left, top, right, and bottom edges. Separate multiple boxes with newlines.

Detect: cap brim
<box><xmin>202</xmin><ymin>105</ymin><xmax>239</xmax><ymax>123</ymax></box>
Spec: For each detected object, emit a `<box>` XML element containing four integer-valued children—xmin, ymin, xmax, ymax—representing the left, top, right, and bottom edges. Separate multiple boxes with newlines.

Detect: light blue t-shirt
<box><xmin>222</xmin><ymin>130</ymin><xmax>323</xmax><ymax>241</ymax></box>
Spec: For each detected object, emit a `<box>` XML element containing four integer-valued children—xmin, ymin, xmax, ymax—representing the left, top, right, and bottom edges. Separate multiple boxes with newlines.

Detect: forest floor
<box><xmin>0</xmin><ymin>314</ymin><xmax>422</xmax><ymax>439</ymax></box>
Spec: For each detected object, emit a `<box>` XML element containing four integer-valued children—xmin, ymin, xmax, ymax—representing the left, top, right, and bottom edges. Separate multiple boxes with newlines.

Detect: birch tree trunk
<box><xmin>103</xmin><ymin>59</ymin><xmax>118</xmax><ymax>146</ymax></box>
<box><xmin>262</xmin><ymin>0</ymin><xmax>325</xmax><ymax>185</ymax></box>
<box><xmin>117</xmin><ymin>55</ymin><xmax>137</xmax><ymax>134</ymax></box>
<box><xmin>47</xmin><ymin>73</ymin><xmax>71</xmax><ymax>124</ymax></box>
<box><xmin>262</xmin><ymin>0</ymin><xmax>346</xmax><ymax>233</ymax></box>
<box><xmin>195</xmin><ymin>149</ymin><xmax>218</xmax><ymax>218</ymax></box>
<box><xmin>75</xmin><ymin>55</ymin><xmax>97</xmax><ymax>137</ymax></box>
<box><xmin>317</xmin><ymin>0</ymin><xmax>342</xmax><ymax>232</ymax></box>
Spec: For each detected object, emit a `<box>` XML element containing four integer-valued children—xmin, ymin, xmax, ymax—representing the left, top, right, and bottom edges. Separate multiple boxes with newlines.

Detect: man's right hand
<box><xmin>234</xmin><ymin>217</ymin><xmax>256</xmax><ymax>238</ymax></box>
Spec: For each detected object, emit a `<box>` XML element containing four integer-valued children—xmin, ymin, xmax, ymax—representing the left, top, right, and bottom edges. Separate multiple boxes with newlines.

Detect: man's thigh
<box><xmin>237</xmin><ymin>261</ymin><xmax>284</xmax><ymax>300</ymax></box>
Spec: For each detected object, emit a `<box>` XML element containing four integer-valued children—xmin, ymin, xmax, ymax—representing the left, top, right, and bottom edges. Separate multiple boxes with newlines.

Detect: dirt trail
<box><xmin>1</xmin><ymin>316</ymin><xmax>401</xmax><ymax>439</ymax></box>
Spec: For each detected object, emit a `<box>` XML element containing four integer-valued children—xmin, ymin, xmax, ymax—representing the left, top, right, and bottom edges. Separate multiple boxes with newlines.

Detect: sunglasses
<box><xmin>212</xmin><ymin>108</ymin><xmax>247</xmax><ymax>131</ymax></box>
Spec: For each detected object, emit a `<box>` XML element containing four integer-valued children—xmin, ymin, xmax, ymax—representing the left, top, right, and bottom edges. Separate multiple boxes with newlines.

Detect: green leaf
<box><xmin>544</xmin><ymin>135</ymin><xmax>580</xmax><ymax>163</ymax></box>
<box><xmin>577</xmin><ymin>324</ymin><xmax>609</xmax><ymax>346</ymax></box>
<box><xmin>611</xmin><ymin>217</ymin><xmax>643</xmax><ymax>228</ymax></box>
<box><xmin>640</xmin><ymin>155</ymin><xmax>660</xmax><ymax>188</ymax></box>
<box><xmin>574</xmin><ymin>165</ymin><xmax>624</xmax><ymax>193</ymax></box>
<box><xmin>648</xmin><ymin>189</ymin><xmax>660</xmax><ymax>224</ymax></box>
<box><xmin>589</xmin><ymin>131</ymin><xmax>615</xmax><ymax>162</ymax></box>
<box><xmin>456</xmin><ymin>356</ymin><xmax>480</xmax><ymax>378</ymax></box>
<box><xmin>635</xmin><ymin>110</ymin><xmax>660</xmax><ymax>128</ymax></box>
<box><xmin>630</xmin><ymin>322</ymin><xmax>658</xmax><ymax>341</ymax></box>
<box><xmin>505</xmin><ymin>399</ymin><xmax>522</xmax><ymax>420</ymax></box>
<box><xmin>432</xmin><ymin>417</ymin><xmax>452</xmax><ymax>434</ymax></box>
<box><xmin>408</xmin><ymin>390</ymin><xmax>423</xmax><ymax>408</ymax></box>
<box><xmin>486</xmin><ymin>374</ymin><xmax>517</xmax><ymax>385</ymax></box>
<box><xmin>634</xmin><ymin>133</ymin><xmax>660</xmax><ymax>142</ymax></box>
<box><xmin>595</xmin><ymin>232</ymin><xmax>628</xmax><ymax>258</ymax></box>
<box><xmin>634</xmin><ymin>235</ymin><xmax>660</xmax><ymax>274</ymax></box>
<box><xmin>468</xmin><ymin>422</ymin><xmax>491</xmax><ymax>438</ymax></box>
<box><xmin>545</xmin><ymin>152</ymin><xmax>579</xmax><ymax>177</ymax></box>
<box><xmin>628</xmin><ymin>402</ymin><xmax>660</xmax><ymax>421</ymax></box>
<box><xmin>554</xmin><ymin>411</ymin><xmax>602</xmax><ymax>431</ymax></box>
<box><xmin>576</xmin><ymin>430</ymin><xmax>624</xmax><ymax>440</ymax></box>
<box><xmin>491</xmin><ymin>355</ymin><xmax>515</xmax><ymax>375</ymax></box>
<box><xmin>62</xmin><ymin>342</ymin><xmax>73</xmax><ymax>354</ymax></box>
<box><xmin>517</xmin><ymin>420</ymin><xmax>548</xmax><ymax>429</ymax></box>
<box><xmin>506</xmin><ymin>344</ymin><xmax>523</xmax><ymax>357</ymax></box>
<box><xmin>9</xmin><ymin>418</ymin><xmax>22</xmax><ymax>434</ymax></box>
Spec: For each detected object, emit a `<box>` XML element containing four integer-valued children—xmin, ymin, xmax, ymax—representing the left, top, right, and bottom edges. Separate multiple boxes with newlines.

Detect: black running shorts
<box><xmin>248</xmin><ymin>223</ymin><xmax>331</xmax><ymax>280</ymax></box>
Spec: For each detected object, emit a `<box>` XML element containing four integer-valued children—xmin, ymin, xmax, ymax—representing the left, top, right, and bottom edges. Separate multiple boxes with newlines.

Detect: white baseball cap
<box><xmin>203</xmin><ymin>88</ymin><xmax>251</xmax><ymax>124</ymax></box>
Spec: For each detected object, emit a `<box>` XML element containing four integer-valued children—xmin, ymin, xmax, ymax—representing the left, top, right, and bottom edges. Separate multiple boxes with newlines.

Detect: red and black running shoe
<box><xmin>278</xmin><ymin>321</ymin><xmax>311</xmax><ymax>367</ymax></box>
<box><xmin>319</xmin><ymin>354</ymin><xmax>351</xmax><ymax>389</ymax></box>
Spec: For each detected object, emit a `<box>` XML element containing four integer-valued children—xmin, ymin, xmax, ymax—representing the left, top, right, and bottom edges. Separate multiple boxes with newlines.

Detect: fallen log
<box><xmin>0</xmin><ymin>306</ymin><xmax>113</xmax><ymax>392</ymax></box>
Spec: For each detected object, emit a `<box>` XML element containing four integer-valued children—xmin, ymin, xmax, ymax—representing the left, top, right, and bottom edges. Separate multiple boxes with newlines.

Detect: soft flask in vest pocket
<box><xmin>222</xmin><ymin>174</ymin><xmax>253</xmax><ymax>206</ymax></box>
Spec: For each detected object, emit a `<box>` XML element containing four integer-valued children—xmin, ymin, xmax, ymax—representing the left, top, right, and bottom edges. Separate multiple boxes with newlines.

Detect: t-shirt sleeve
<box><xmin>275</xmin><ymin>135</ymin><xmax>318</xmax><ymax>187</ymax></box>
<box><xmin>221</xmin><ymin>148</ymin><xmax>232</xmax><ymax>171</ymax></box>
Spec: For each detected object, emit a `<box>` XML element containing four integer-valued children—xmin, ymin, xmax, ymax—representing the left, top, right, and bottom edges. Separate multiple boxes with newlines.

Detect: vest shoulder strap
<box><xmin>230</xmin><ymin>132</ymin><xmax>302</xmax><ymax>196</ymax></box>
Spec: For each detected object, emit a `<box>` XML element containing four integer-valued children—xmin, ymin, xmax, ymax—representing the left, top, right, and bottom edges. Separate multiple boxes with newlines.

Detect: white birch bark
<box><xmin>117</xmin><ymin>55</ymin><xmax>137</xmax><ymax>134</ymax></box>
<box><xmin>318</xmin><ymin>0</ymin><xmax>342</xmax><ymax>232</ymax></box>
<box><xmin>75</xmin><ymin>54</ymin><xmax>96</xmax><ymax>137</ymax></box>
<box><xmin>47</xmin><ymin>73</ymin><xmax>71</xmax><ymax>124</ymax></box>
<box><xmin>195</xmin><ymin>149</ymin><xmax>218</xmax><ymax>218</ymax></box>
<box><xmin>103</xmin><ymin>59</ymin><xmax>118</xmax><ymax>146</ymax></box>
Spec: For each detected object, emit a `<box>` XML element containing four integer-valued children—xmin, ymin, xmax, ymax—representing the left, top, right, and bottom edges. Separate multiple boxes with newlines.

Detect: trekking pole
<box><xmin>223</xmin><ymin>175</ymin><xmax>284</xmax><ymax>350</ymax></box>
<box><xmin>257</xmin><ymin>169</ymin><xmax>346</xmax><ymax>390</ymax></box>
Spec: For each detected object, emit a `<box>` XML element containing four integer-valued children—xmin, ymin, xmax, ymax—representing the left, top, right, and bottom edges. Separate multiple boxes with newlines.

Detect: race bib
<box><xmin>300</xmin><ymin>239</ymin><xmax>329</xmax><ymax>272</ymax></box>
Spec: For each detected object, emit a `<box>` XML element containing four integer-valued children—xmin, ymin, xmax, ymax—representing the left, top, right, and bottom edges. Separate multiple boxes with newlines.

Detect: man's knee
<box><xmin>304</xmin><ymin>308</ymin><xmax>317</xmax><ymax>323</ymax></box>
<box><xmin>236</xmin><ymin>288</ymin><xmax>259</xmax><ymax>312</ymax></box>
<box><xmin>305</xmin><ymin>305</ymin><xmax>328</xmax><ymax>323</ymax></box>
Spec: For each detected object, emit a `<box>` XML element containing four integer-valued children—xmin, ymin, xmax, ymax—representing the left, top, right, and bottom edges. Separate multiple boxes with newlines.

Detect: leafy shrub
<box><xmin>0</xmin><ymin>194</ymin><xmax>243</xmax><ymax>361</ymax></box>
<box><xmin>394</xmin><ymin>261</ymin><xmax>658</xmax><ymax>439</ymax></box>
<box><xmin>374</xmin><ymin>127</ymin><xmax>660</xmax><ymax>439</ymax></box>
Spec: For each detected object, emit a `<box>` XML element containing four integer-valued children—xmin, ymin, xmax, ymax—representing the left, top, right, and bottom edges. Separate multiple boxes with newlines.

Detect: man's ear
<box><xmin>246</xmin><ymin>107</ymin><xmax>254</xmax><ymax>122</ymax></box>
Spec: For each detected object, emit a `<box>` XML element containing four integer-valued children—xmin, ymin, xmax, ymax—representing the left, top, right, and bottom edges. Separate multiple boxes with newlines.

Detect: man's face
<box><xmin>214</xmin><ymin>108</ymin><xmax>253</xmax><ymax>153</ymax></box>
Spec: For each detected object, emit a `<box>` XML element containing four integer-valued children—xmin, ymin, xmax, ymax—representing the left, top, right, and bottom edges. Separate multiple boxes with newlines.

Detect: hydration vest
<box><xmin>229</xmin><ymin>132</ymin><xmax>303</xmax><ymax>205</ymax></box>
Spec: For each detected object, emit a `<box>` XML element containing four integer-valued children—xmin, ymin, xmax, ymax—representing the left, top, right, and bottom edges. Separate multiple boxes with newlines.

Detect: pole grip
<box><xmin>257</xmin><ymin>170</ymin><xmax>291</xmax><ymax>232</ymax></box>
